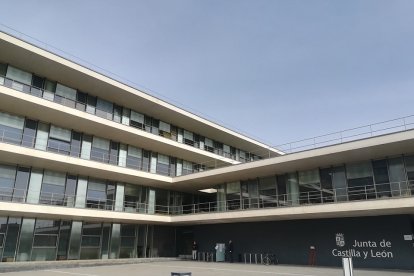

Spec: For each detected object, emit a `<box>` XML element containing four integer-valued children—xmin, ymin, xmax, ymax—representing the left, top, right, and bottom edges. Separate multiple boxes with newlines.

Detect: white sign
<box><xmin>403</xmin><ymin>235</ymin><xmax>413</xmax><ymax>241</ymax></box>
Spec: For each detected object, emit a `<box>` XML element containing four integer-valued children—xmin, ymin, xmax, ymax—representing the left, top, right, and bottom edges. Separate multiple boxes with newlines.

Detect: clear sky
<box><xmin>1</xmin><ymin>0</ymin><xmax>414</xmax><ymax>146</ymax></box>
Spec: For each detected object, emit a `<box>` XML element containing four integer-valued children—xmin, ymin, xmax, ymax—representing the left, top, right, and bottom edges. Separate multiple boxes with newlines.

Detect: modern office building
<box><xmin>0</xmin><ymin>31</ymin><xmax>413</xmax><ymax>270</ymax></box>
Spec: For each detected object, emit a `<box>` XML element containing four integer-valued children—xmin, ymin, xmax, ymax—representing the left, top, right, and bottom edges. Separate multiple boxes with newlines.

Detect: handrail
<box><xmin>0</xmin><ymin>127</ymin><xmax>200</xmax><ymax>176</ymax></box>
<box><xmin>0</xmin><ymin>181</ymin><xmax>412</xmax><ymax>216</ymax></box>
<box><xmin>4</xmin><ymin>73</ymin><xmax>414</xmax><ymax>172</ymax></box>
<box><xmin>0</xmin><ymin>75</ymin><xmax>240</xmax><ymax>161</ymax></box>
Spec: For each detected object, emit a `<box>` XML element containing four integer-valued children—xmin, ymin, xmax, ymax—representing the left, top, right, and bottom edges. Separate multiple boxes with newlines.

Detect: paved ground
<box><xmin>0</xmin><ymin>261</ymin><xmax>413</xmax><ymax>276</ymax></box>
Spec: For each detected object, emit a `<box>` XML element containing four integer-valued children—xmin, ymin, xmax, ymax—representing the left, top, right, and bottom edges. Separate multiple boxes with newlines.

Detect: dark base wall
<box><xmin>177</xmin><ymin>215</ymin><xmax>414</xmax><ymax>270</ymax></box>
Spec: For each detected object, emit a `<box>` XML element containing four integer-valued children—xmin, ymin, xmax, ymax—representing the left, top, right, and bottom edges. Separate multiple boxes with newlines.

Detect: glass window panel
<box><xmin>223</xmin><ymin>144</ymin><xmax>230</xmax><ymax>153</ymax></box>
<box><xmin>183</xmin><ymin>161</ymin><xmax>193</xmax><ymax>170</ymax></box>
<box><xmin>86</xmin><ymin>95</ymin><xmax>96</xmax><ymax>114</ymax></box>
<box><xmin>88</xmin><ymin>180</ymin><xmax>107</xmax><ymax>192</ymax></box>
<box><xmin>75</xmin><ymin>178</ymin><xmax>88</xmax><ymax>208</ymax></box>
<box><xmin>70</xmin><ymin>131</ymin><xmax>82</xmax><ymax>157</ymax></box>
<box><xmin>101</xmin><ymin>223</ymin><xmax>111</xmax><ymax>259</ymax></box>
<box><xmin>16</xmin><ymin>218</ymin><xmax>35</xmax><ymax>261</ymax></box>
<box><xmin>21</xmin><ymin>119</ymin><xmax>37</xmax><ymax>147</ymax></box>
<box><xmin>127</xmin><ymin>145</ymin><xmax>142</xmax><ymax>158</ymax></box>
<box><xmin>372</xmin><ymin>159</ymin><xmax>390</xmax><ymax>184</ymax></box>
<box><xmin>226</xmin><ymin>182</ymin><xmax>240</xmax><ymax>194</ymax></box>
<box><xmin>332</xmin><ymin>166</ymin><xmax>348</xmax><ymax>201</ymax></box>
<box><xmin>92</xmin><ymin>137</ymin><xmax>110</xmax><ymax>150</ymax></box>
<box><xmin>35</xmin><ymin>122</ymin><xmax>49</xmax><ymax>150</ymax></box>
<box><xmin>388</xmin><ymin>157</ymin><xmax>409</xmax><ymax>196</ymax></box>
<box><xmin>26</xmin><ymin>169</ymin><xmax>43</xmax><ymax>204</ymax></box>
<box><xmin>57</xmin><ymin>221</ymin><xmax>71</xmax><ymax>260</ymax></box>
<box><xmin>130</xmin><ymin>111</ymin><xmax>144</xmax><ymax>123</ymax></box>
<box><xmin>44</xmin><ymin>80</ymin><xmax>56</xmax><ymax>92</ymax></box>
<box><xmin>404</xmin><ymin>155</ymin><xmax>414</xmax><ymax>179</ymax></box>
<box><xmin>31</xmin><ymin>75</ymin><xmax>44</xmax><ymax>89</ymax></box>
<box><xmin>0</xmin><ymin>164</ymin><xmax>16</xmax><ymax>184</ymax></box>
<box><xmin>33</xmin><ymin>235</ymin><xmax>58</xmax><ymax>247</ymax></box>
<box><xmin>67</xmin><ymin>221</ymin><xmax>82</xmax><ymax>260</ymax></box>
<box><xmin>205</xmin><ymin>138</ymin><xmax>213</xmax><ymax>147</ymax></box>
<box><xmin>81</xmin><ymin>236</ymin><xmax>101</xmax><ymax>247</ymax></box>
<box><xmin>0</xmin><ymin>112</ymin><xmax>24</xmax><ymax>130</ymax></box>
<box><xmin>121</xmin><ymin>108</ymin><xmax>130</xmax><ymax>125</ymax></box>
<box><xmin>150</xmin><ymin>153</ymin><xmax>157</xmax><ymax>173</ymax></box>
<box><xmin>6</xmin><ymin>66</ymin><xmax>32</xmax><ymax>85</ymax></box>
<box><xmin>96</xmin><ymin>98</ymin><xmax>113</xmax><ymax>113</ymax></box>
<box><xmin>81</xmin><ymin>135</ymin><xmax>92</xmax><ymax>159</ymax></box>
<box><xmin>110</xmin><ymin>224</ymin><xmax>120</xmax><ymax>258</ymax></box>
<box><xmin>42</xmin><ymin>171</ymin><xmax>65</xmax><ymax>188</ymax></box>
<box><xmin>159</xmin><ymin>121</ymin><xmax>170</xmax><ymax>133</ymax></box>
<box><xmin>287</xmin><ymin>173</ymin><xmax>299</xmax><ymax>205</ymax></box>
<box><xmin>183</xmin><ymin>130</ymin><xmax>193</xmax><ymax>140</ymax></box>
<box><xmin>55</xmin><ymin>83</ymin><xmax>77</xmax><ymax>100</ymax></box>
<box><xmin>49</xmin><ymin>125</ymin><xmax>71</xmax><ymax>142</ymax></box>
<box><xmin>0</xmin><ymin>63</ymin><xmax>7</xmax><ymax>76</ymax></box>
<box><xmin>82</xmin><ymin>222</ymin><xmax>102</xmax><ymax>237</ymax></box>
<box><xmin>346</xmin><ymin>162</ymin><xmax>373</xmax><ymax>179</ymax></box>
<box><xmin>157</xmin><ymin>154</ymin><xmax>169</xmax><ymax>165</ymax></box>
<box><xmin>118</xmin><ymin>144</ymin><xmax>127</xmax><ymax>167</ymax></box>
<box><xmin>113</xmin><ymin>105</ymin><xmax>122</xmax><ymax>123</ymax></box>
<box><xmin>13</xmin><ymin>167</ymin><xmax>30</xmax><ymax>202</ymax></box>
<box><xmin>31</xmin><ymin>248</ymin><xmax>56</xmax><ymax>261</ymax></box>
<box><xmin>0</xmin><ymin>164</ymin><xmax>15</xmax><ymax>201</ymax></box>
<box><xmin>3</xmin><ymin>217</ymin><xmax>21</xmax><ymax>261</ymax></box>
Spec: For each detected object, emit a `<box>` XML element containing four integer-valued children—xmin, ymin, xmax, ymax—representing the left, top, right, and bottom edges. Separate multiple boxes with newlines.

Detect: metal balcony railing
<box><xmin>0</xmin><ymin>75</ymin><xmax>240</xmax><ymax>161</ymax></box>
<box><xmin>0</xmin><ymin>128</ymin><xmax>204</xmax><ymax>177</ymax></box>
<box><xmin>0</xmin><ymin>181</ymin><xmax>412</xmax><ymax>217</ymax></box>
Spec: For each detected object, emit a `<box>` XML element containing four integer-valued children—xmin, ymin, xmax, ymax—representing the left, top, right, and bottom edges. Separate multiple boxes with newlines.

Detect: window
<box><xmin>6</xmin><ymin>66</ymin><xmax>32</xmax><ymax>85</ymax></box>
<box><xmin>298</xmin><ymin>169</ymin><xmax>321</xmax><ymax>204</ymax></box>
<box><xmin>55</xmin><ymin>83</ymin><xmax>76</xmax><ymax>108</ymax></box>
<box><xmin>86</xmin><ymin>179</ymin><xmax>112</xmax><ymax>210</ymax></box>
<box><xmin>346</xmin><ymin>162</ymin><xmax>375</xmax><ymax>200</ymax></box>
<box><xmin>86</xmin><ymin>95</ymin><xmax>96</xmax><ymax>114</ymax></box>
<box><xmin>126</xmin><ymin>145</ymin><xmax>142</xmax><ymax>170</ymax></box>
<box><xmin>80</xmin><ymin>223</ymin><xmax>102</xmax><ymax>260</ymax></box>
<box><xmin>183</xmin><ymin>130</ymin><xmax>194</xmax><ymax>146</ymax></box>
<box><xmin>48</xmin><ymin>125</ymin><xmax>71</xmax><ymax>155</ymax></box>
<box><xmin>6</xmin><ymin>66</ymin><xmax>32</xmax><ymax>92</ymax></box>
<box><xmin>0</xmin><ymin>164</ymin><xmax>16</xmax><ymax>200</ymax></box>
<box><xmin>259</xmin><ymin>176</ymin><xmax>277</xmax><ymax>207</ymax></box>
<box><xmin>31</xmin><ymin>219</ymin><xmax>59</xmax><ymax>261</ymax></box>
<box><xmin>43</xmin><ymin>80</ymin><xmax>56</xmax><ymax>101</ymax></box>
<box><xmin>21</xmin><ymin>119</ymin><xmax>37</xmax><ymax>147</ymax></box>
<box><xmin>372</xmin><ymin>159</ymin><xmax>391</xmax><ymax>197</ymax></box>
<box><xmin>182</xmin><ymin>161</ymin><xmax>193</xmax><ymax>175</ymax></box>
<box><xmin>130</xmin><ymin>111</ymin><xmax>145</xmax><ymax>129</ymax></box>
<box><xmin>40</xmin><ymin>171</ymin><xmax>66</xmax><ymax>205</ymax></box>
<box><xmin>90</xmin><ymin>137</ymin><xmax>110</xmax><ymax>163</ymax></box>
<box><xmin>0</xmin><ymin>112</ymin><xmax>24</xmax><ymax>145</ymax></box>
<box><xmin>31</xmin><ymin>75</ymin><xmax>44</xmax><ymax>97</ymax></box>
<box><xmin>159</xmin><ymin>121</ymin><xmax>171</xmax><ymax>138</ymax></box>
<box><xmin>204</xmin><ymin>138</ymin><xmax>214</xmax><ymax>152</ymax></box>
<box><xmin>96</xmin><ymin>98</ymin><xmax>113</xmax><ymax>120</ymax></box>
<box><xmin>157</xmin><ymin>154</ymin><xmax>170</xmax><ymax>176</ymax></box>
<box><xmin>76</xmin><ymin>91</ymin><xmax>87</xmax><ymax>111</ymax></box>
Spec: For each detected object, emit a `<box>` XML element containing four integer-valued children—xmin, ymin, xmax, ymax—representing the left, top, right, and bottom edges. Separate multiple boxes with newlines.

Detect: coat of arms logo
<box><xmin>336</xmin><ymin>233</ymin><xmax>345</xmax><ymax>247</ymax></box>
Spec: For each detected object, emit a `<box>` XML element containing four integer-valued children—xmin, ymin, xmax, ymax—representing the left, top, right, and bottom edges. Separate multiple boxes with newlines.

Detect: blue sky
<box><xmin>1</xmin><ymin>0</ymin><xmax>414</xmax><ymax>146</ymax></box>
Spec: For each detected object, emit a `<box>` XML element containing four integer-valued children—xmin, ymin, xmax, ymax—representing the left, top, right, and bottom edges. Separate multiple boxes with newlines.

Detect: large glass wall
<box><xmin>0</xmin><ymin>216</ymin><xmax>166</xmax><ymax>262</ymax></box>
<box><xmin>0</xmin><ymin>62</ymin><xmax>260</xmax><ymax>162</ymax></box>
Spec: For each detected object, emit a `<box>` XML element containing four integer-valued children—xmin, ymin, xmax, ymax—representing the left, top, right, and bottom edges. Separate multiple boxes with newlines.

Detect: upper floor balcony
<box><xmin>0</xmin><ymin>31</ymin><xmax>280</xmax><ymax>164</ymax></box>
